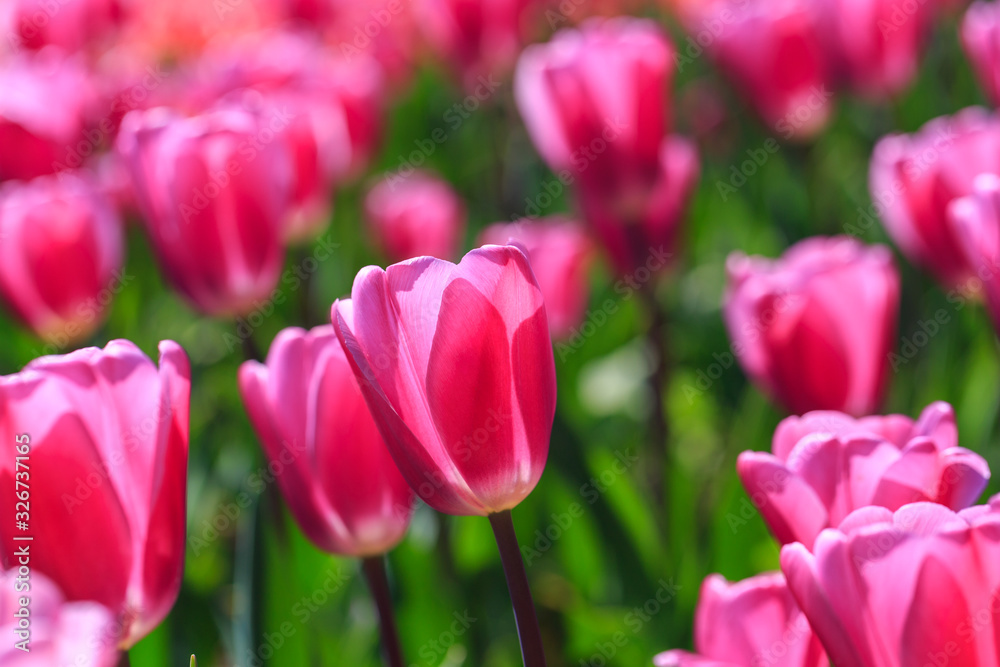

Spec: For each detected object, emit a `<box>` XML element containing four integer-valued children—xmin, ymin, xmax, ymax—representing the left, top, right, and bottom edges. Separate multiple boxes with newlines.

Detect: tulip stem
<box><xmin>361</xmin><ymin>556</ymin><xmax>405</xmax><ymax>667</ymax></box>
<box><xmin>116</xmin><ymin>652</ymin><xmax>130</xmax><ymax>667</ymax></box>
<box><xmin>489</xmin><ymin>510</ymin><xmax>547</xmax><ymax>667</ymax></box>
<box><xmin>640</xmin><ymin>286</ymin><xmax>672</xmax><ymax>542</ymax></box>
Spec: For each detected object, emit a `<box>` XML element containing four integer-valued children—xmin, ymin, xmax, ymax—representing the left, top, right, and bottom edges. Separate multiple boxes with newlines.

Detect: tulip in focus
<box><xmin>724</xmin><ymin>236</ymin><xmax>899</xmax><ymax>416</ymax></box>
<box><xmin>116</xmin><ymin>106</ymin><xmax>292</xmax><ymax>317</ymax></box>
<box><xmin>239</xmin><ymin>325</ymin><xmax>413</xmax><ymax>556</ymax></box>
<box><xmin>0</xmin><ymin>340</ymin><xmax>190</xmax><ymax>648</ymax></box>
<box><xmin>963</xmin><ymin>1</ymin><xmax>1000</xmax><ymax>106</ymax></box>
<box><xmin>0</xmin><ymin>173</ymin><xmax>124</xmax><ymax>346</ymax></box>
<box><xmin>480</xmin><ymin>218</ymin><xmax>593</xmax><ymax>340</ymax></box>
<box><xmin>782</xmin><ymin>499</ymin><xmax>1000</xmax><ymax>667</ymax></box>
<box><xmin>654</xmin><ymin>573</ymin><xmax>827</xmax><ymax>667</ymax></box>
<box><xmin>738</xmin><ymin>401</ymin><xmax>990</xmax><ymax>549</ymax></box>
<box><xmin>870</xmin><ymin>107</ymin><xmax>1000</xmax><ymax>288</ymax></box>
<box><xmin>1</xmin><ymin>569</ymin><xmax>119</xmax><ymax>666</ymax></box>
<box><xmin>365</xmin><ymin>171</ymin><xmax>466</xmax><ymax>263</ymax></box>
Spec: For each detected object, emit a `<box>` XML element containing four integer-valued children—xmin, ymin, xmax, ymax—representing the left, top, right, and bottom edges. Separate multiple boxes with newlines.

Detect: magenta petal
<box><xmin>736</xmin><ymin>451</ymin><xmax>829</xmax><ymax>547</ymax></box>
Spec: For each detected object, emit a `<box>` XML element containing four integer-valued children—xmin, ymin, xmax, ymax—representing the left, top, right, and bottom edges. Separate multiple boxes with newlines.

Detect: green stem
<box><xmin>361</xmin><ymin>556</ymin><xmax>406</xmax><ymax>667</ymax></box>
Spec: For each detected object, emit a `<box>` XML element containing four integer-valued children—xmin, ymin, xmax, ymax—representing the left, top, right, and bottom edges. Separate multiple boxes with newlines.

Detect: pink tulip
<box><xmin>0</xmin><ymin>173</ymin><xmax>124</xmax><ymax>345</ymax></box>
<box><xmin>480</xmin><ymin>218</ymin><xmax>594</xmax><ymax>340</ymax></box>
<box><xmin>239</xmin><ymin>325</ymin><xmax>414</xmax><ymax>556</ymax></box>
<box><xmin>738</xmin><ymin>402</ymin><xmax>990</xmax><ymax>549</ymax></box>
<box><xmin>724</xmin><ymin>236</ymin><xmax>899</xmax><ymax>416</ymax></box>
<box><xmin>116</xmin><ymin>106</ymin><xmax>292</xmax><ymax>316</ymax></box>
<box><xmin>950</xmin><ymin>173</ymin><xmax>1000</xmax><ymax>330</ymax></box>
<box><xmin>0</xmin><ymin>340</ymin><xmax>190</xmax><ymax>648</ymax></box>
<box><xmin>963</xmin><ymin>1</ymin><xmax>1000</xmax><ymax>106</ymax></box>
<box><xmin>364</xmin><ymin>171</ymin><xmax>466</xmax><ymax>263</ymax></box>
<box><xmin>654</xmin><ymin>573</ymin><xmax>827</xmax><ymax>667</ymax></box>
<box><xmin>869</xmin><ymin>107</ymin><xmax>1000</xmax><ymax>288</ymax></box>
<box><xmin>332</xmin><ymin>245</ymin><xmax>556</xmax><ymax>516</ymax></box>
<box><xmin>815</xmin><ymin>0</ymin><xmax>932</xmax><ymax>99</ymax></box>
<box><xmin>781</xmin><ymin>499</ymin><xmax>1000</xmax><ymax>667</ymax></box>
<box><xmin>1</xmin><ymin>569</ymin><xmax>119</xmax><ymax>666</ymax></box>
<box><xmin>0</xmin><ymin>50</ymin><xmax>96</xmax><ymax>181</ymax></box>
<box><xmin>678</xmin><ymin>0</ymin><xmax>833</xmax><ymax>139</ymax></box>
<box><xmin>0</xmin><ymin>0</ymin><xmax>123</xmax><ymax>54</ymax></box>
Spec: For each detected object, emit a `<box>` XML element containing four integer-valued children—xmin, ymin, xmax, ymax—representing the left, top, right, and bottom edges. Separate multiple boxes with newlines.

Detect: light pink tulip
<box><xmin>480</xmin><ymin>218</ymin><xmax>594</xmax><ymax>340</ymax></box>
<box><xmin>332</xmin><ymin>245</ymin><xmax>556</xmax><ymax>516</ymax></box>
<box><xmin>1</xmin><ymin>569</ymin><xmax>119</xmax><ymax>666</ymax></box>
<box><xmin>0</xmin><ymin>340</ymin><xmax>190</xmax><ymax>648</ymax></box>
<box><xmin>950</xmin><ymin>173</ymin><xmax>1000</xmax><ymax>331</ymax></box>
<box><xmin>724</xmin><ymin>236</ymin><xmax>899</xmax><ymax>416</ymax></box>
<box><xmin>364</xmin><ymin>171</ymin><xmax>466</xmax><ymax>263</ymax></box>
<box><xmin>964</xmin><ymin>2</ymin><xmax>1000</xmax><ymax>105</ymax></box>
<box><xmin>869</xmin><ymin>107</ymin><xmax>1000</xmax><ymax>288</ymax></box>
<box><xmin>0</xmin><ymin>173</ymin><xmax>124</xmax><ymax>345</ymax></box>
<box><xmin>239</xmin><ymin>325</ymin><xmax>414</xmax><ymax>556</ymax></box>
<box><xmin>655</xmin><ymin>573</ymin><xmax>827</xmax><ymax>667</ymax></box>
<box><xmin>782</xmin><ymin>499</ymin><xmax>1000</xmax><ymax>667</ymax></box>
<box><xmin>738</xmin><ymin>402</ymin><xmax>990</xmax><ymax>549</ymax></box>
<box><xmin>116</xmin><ymin>106</ymin><xmax>292</xmax><ymax>316</ymax></box>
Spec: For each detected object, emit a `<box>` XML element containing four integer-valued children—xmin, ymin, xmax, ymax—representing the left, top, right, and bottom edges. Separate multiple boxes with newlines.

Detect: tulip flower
<box><xmin>0</xmin><ymin>50</ymin><xmax>96</xmax><ymax>181</ymax></box>
<box><xmin>677</xmin><ymin>0</ymin><xmax>833</xmax><ymax>139</ymax></box>
<box><xmin>0</xmin><ymin>173</ymin><xmax>124</xmax><ymax>346</ymax></box>
<box><xmin>0</xmin><ymin>340</ymin><xmax>190</xmax><ymax>648</ymax></box>
<box><xmin>963</xmin><ymin>1</ymin><xmax>1000</xmax><ymax>106</ymax></box>
<box><xmin>950</xmin><ymin>173</ymin><xmax>1000</xmax><ymax>332</ymax></box>
<box><xmin>332</xmin><ymin>244</ymin><xmax>556</xmax><ymax>666</ymax></box>
<box><xmin>654</xmin><ymin>573</ymin><xmax>827</xmax><ymax>667</ymax></box>
<box><xmin>1</xmin><ymin>569</ymin><xmax>119</xmax><ymax>666</ymax></box>
<box><xmin>737</xmin><ymin>402</ymin><xmax>990</xmax><ymax>549</ymax></box>
<box><xmin>116</xmin><ymin>106</ymin><xmax>292</xmax><ymax>317</ymax></box>
<box><xmin>480</xmin><ymin>218</ymin><xmax>593</xmax><ymax>340</ymax></box>
<box><xmin>723</xmin><ymin>236</ymin><xmax>900</xmax><ymax>416</ymax></box>
<box><xmin>781</xmin><ymin>499</ymin><xmax>1000</xmax><ymax>667</ymax></box>
<box><xmin>364</xmin><ymin>171</ymin><xmax>467</xmax><ymax>263</ymax></box>
<box><xmin>815</xmin><ymin>0</ymin><xmax>932</xmax><ymax>99</ymax></box>
<box><xmin>869</xmin><ymin>107</ymin><xmax>1000</xmax><ymax>288</ymax></box>
<box><xmin>0</xmin><ymin>0</ymin><xmax>123</xmax><ymax>53</ymax></box>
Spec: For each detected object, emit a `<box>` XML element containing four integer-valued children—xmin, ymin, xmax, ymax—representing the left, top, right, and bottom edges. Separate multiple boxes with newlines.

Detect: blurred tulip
<box><xmin>782</xmin><ymin>499</ymin><xmax>1000</xmax><ymax>667</ymax></box>
<box><xmin>724</xmin><ymin>236</ymin><xmax>899</xmax><ymax>416</ymax></box>
<box><xmin>116</xmin><ymin>106</ymin><xmax>291</xmax><ymax>317</ymax></box>
<box><xmin>0</xmin><ymin>340</ymin><xmax>190</xmax><ymax>648</ymax></box>
<box><xmin>950</xmin><ymin>172</ymin><xmax>1000</xmax><ymax>330</ymax></box>
<box><xmin>0</xmin><ymin>173</ymin><xmax>124</xmax><ymax>346</ymax></box>
<box><xmin>1</xmin><ymin>569</ymin><xmax>119</xmax><ymax>666</ymax></box>
<box><xmin>0</xmin><ymin>49</ymin><xmax>96</xmax><ymax>181</ymax></box>
<box><xmin>480</xmin><ymin>218</ymin><xmax>594</xmax><ymax>340</ymax></box>
<box><xmin>738</xmin><ymin>402</ymin><xmax>990</xmax><ymax>549</ymax></box>
<box><xmin>365</xmin><ymin>171</ymin><xmax>466</xmax><ymax>263</ymax></box>
<box><xmin>332</xmin><ymin>245</ymin><xmax>556</xmax><ymax>516</ymax></box>
<box><xmin>678</xmin><ymin>0</ymin><xmax>833</xmax><ymax>139</ymax></box>
<box><xmin>815</xmin><ymin>0</ymin><xmax>932</xmax><ymax>99</ymax></box>
<box><xmin>321</xmin><ymin>0</ymin><xmax>417</xmax><ymax>88</ymax></box>
<box><xmin>963</xmin><ymin>1</ymin><xmax>1000</xmax><ymax>105</ymax></box>
<box><xmin>239</xmin><ymin>325</ymin><xmax>413</xmax><ymax>556</ymax></box>
<box><xmin>654</xmin><ymin>573</ymin><xmax>827</xmax><ymax>667</ymax></box>
<box><xmin>869</xmin><ymin>107</ymin><xmax>1000</xmax><ymax>288</ymax></box>
<box><xmin>0</xmin><ymin>0</ymin><xmax>123</xmax><ymax>54</ymax></box>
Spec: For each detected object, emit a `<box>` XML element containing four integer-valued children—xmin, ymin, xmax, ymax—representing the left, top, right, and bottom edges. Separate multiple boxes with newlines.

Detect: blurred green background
<box><xmin>2</xmin><ymin>6</ymin><xmax>999</xmax><ymax>667</ymax></box>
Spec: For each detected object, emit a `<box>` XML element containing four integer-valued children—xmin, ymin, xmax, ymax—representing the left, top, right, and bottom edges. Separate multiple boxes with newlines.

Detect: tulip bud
<box><xmin>949</xmin><ymin>173</ymin><xmax>1000</xmax><ymax>332</ymax></box>
<box><xmin>724</xmin><ymin>236</ymin><xmax>900</xmax><ymax>416</ymax></box>
<box><xmin>963</xmin><ymin>1</ymin><xmax>1000</xmax><ymax>106</ymax></box>
<box><xmin>0</xmin><ymin>340</ymin><xmax>190</xmax><ymax>648</ymax></box>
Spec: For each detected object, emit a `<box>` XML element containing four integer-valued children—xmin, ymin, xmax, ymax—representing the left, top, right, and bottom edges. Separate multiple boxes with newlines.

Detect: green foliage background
<box><xmin>2</xmin><ymin>7</ymin><xmax>999</xmax><ymax>666</ymax></box>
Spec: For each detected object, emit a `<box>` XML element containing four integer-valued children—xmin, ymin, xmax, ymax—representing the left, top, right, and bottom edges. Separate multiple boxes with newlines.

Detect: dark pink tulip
<box><xmin>239</xmin><ymin>325</ymin><xmax>414</xmax><ymax>556</ymax></box>
<box><xmin>0</xmin><ymin>173</ymin><xmax>124</xmax><ymax>344</ymax></box>
<box><xmin>332</xmin><ymin>245</ymin><xmax>557</xmax><ymax>516</ymax></box>
<box><xmin>1</xmin><ymin>569</ymin><xmax>119</xmax><ymax>666</ymax></box>
<box><xmin>678</xmin><ymin>0</ymin><xmax>833</xmax><ymax>139</ymax></box>
<box><xmin>963</xmin><ymin>1</ymin><xmax>1000</xmax><ymax>105</ymax></box>
<box><xmin>0</xmin><ymin>340</ymin><xmax>190</xmax><ymax>648</ymax></box>
<box><xmin>738</xmin><ymin>402</ymin><xmax>990</xmax><ymax>549</ymax></box>
<box><xmin>815</xmin><ymin>0</ymin><xmax>931</xmax><ymax>99</ymax></box>
<box><xmin>869</xmin><ymin>107</ymin><xmax>1000</xmax><ymax>288</ymax></box>
<box><xmin>0</xmin><ymin>0</ymin><xmax>123</xmax><ymax>54</ymax></box>
<box><xmin>950</xmin><ymin>173</ymin><xmax>1000</xmax><ymax>330</ymax></box>
<box><xmin>0</xmin><ymin>50</ymin><xmax>96</xmax><ymax>181</ymax></box>
<box><xmin>364</xmin><ymin>171</ymin><xmax>466</xmax><ymax>263</ymax></box>
<box><xmin>116</xmin><ymin>106</ymin><xmax>291</xmax><ymax>316</ymax></box>
<box><xmin>724</xmin><ymin>237</ymin><xmax>899</xmax><ymax>416</ymax></box>
<box><xmin>655</xmin><ymin>573</ymin><xmax>827</xmax><ymax>667</ymax></box>
<box><xmin>480</xmin><ymin>218</ymin><xmax>594</xmax><ymax>340</ymax></box>
<box><xmin>782</xmin><ymin>499</ymin><xmax>1000</xmax><ymax>667</ymax></box>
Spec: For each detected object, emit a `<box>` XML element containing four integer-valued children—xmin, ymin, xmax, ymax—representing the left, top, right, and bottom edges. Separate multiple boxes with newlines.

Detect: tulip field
<box><xmin>5</xmin><ymin>0</ymin><xmax>1000</xmax><ymax>666</ymax></box>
